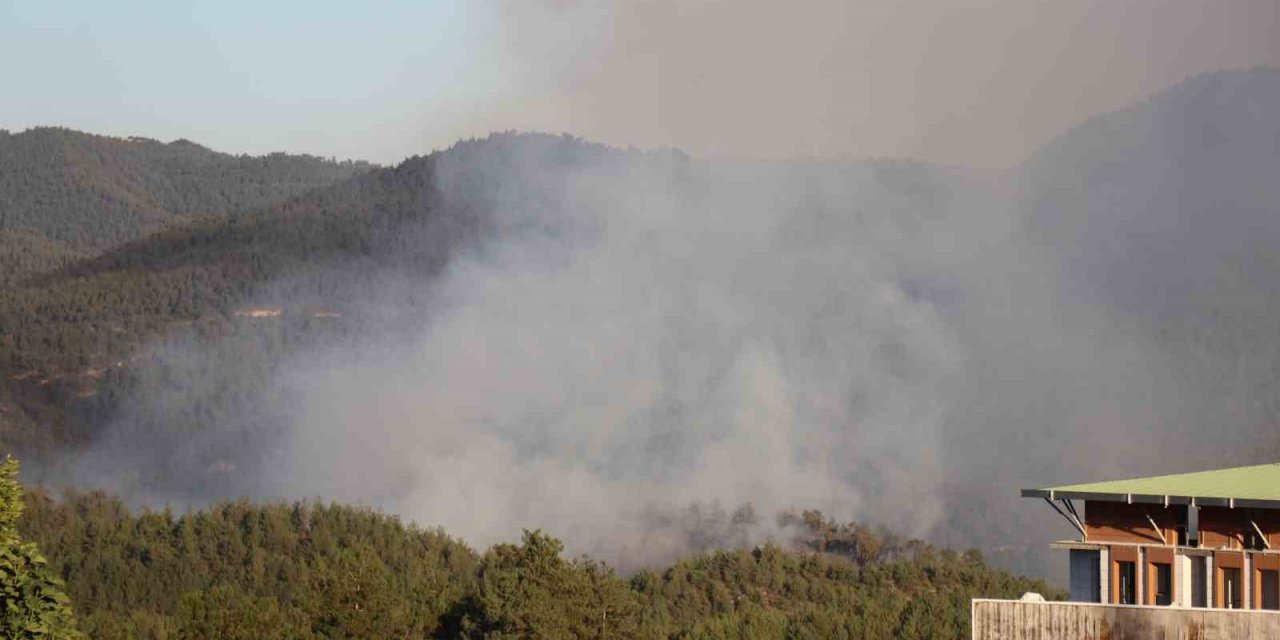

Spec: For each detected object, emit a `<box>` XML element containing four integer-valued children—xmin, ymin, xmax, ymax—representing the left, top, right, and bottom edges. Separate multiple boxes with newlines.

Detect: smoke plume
<box><xmin>62</xmin><ymin>69</ymin><xmax>1280</xmax><ymax>580</ymax></box>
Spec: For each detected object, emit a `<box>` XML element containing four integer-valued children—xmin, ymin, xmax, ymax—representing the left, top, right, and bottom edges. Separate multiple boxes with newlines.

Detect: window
<box><xmin>1223</xmin><ymin>567</ymin><xmax>1243</xmax><ymax>609</ymax></box>
<box><xmin>1261</xmin><ymin>570</ymin><xmax>1279</xmax><ymax>610</ymax></box>
<box><xmin>1118</xmin><ymin>561</ymin><xmax>1136</xmax><ymax>605</ymax></box>
<box><xmin>1069</xmin><ymin>549</ymin><xmax>1101</xmax><ymax>603</ymax></box>
<box><xmin>1153</xmin><ymin>563</ymin><xmax>1172</xmax><ymax>606</ymax></box>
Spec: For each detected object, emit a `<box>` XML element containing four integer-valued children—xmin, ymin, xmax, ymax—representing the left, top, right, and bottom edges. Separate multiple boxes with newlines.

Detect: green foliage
<box><xmin>0</xmin><ymin>128</ymin><xmax>372</xmax><ymax>457</ymax></box>
<box><xmin>463</xmin><ymin>530</ymin><xmax>643</xmax><ymax>639</ymax></box>
<box><xmin>20</xmin><ymin>491</ymin><xmax>478</xmax><ymax>639</ymax></box>
<box><xmin>177</xmin><ymin>585</ymin><xmax>311</xmax><ymax>640</ymax></box>
<box><xmin>0</xmin><ymin>132</ymin><xmax>599</xmax><ymax>463</ymax></box>
<box><xmin>305</xmin><ymin>542</ymin><xmax>426</xmax><ymax>639</ymax></box>
<box><xmin>0</xmin><ymin>127</ymin><xmax>372</xmax><ymax>250</ymax></box>
<box><xmin>0</xmin><ymin>457</ymin><xmax>79</xmax><ymax>639</ymax></box>
<box><xmin>679</xmin><ymin>603</ymin><xmax>788</xmax><ymax>640</ymax></box>
<box><xmin>17</xmin><ymin>493</ymin><xmax>1058</xmax><ymax>639</ymax></box>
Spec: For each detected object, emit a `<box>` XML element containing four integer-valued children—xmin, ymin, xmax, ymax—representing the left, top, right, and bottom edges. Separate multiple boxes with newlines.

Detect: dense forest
<box><xmin>0</xmin><ymin>129</ymin><xmax>429</xmax><ymax>457</ymax></box>
<box><xmin>0</xmin><ymin>128</ymin><xmax>372</xmax><ymax>255</ymax></box>
<box><xmin>14</xmin><ymin>480</ymin><xmax>1055</xmax><ymax>638</ymax></box>
<box><xmin>0</xmin><ymin>128</ymin><xmax>376</xmax><ymax>369</ymax></box>
<box><xmin>0</xmin><ymin>133</ymin><xmax>631</xmax><ymax>462</ymax></box>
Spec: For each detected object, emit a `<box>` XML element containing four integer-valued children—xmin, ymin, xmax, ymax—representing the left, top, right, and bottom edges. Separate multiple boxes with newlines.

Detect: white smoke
<box><xmin>58</xmin><ymin>71</ymin><xmax>1280</xmax><ymax>581</ymax></box>
<box><xmin>256</xmin><ymin>143</ymin><xmax>966</xmax><ymax>563</ymax></box>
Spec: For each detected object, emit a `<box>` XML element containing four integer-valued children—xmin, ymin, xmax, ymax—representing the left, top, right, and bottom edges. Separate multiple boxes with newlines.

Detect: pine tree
<box><xmin>463</xmin><ymin>529</ymin><xmax>643</xmax><ymax>639</ymax></box>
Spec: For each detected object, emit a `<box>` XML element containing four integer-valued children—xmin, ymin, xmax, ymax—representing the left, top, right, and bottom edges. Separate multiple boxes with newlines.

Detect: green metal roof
<box><xmin>1022</xmin><ymin>462</ymin><xmax>1280</xmax><ymax>508</ymax></box>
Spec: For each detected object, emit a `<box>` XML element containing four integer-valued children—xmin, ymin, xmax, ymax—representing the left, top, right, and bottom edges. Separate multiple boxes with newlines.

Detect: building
<box><xmin>971</xmin><ymin>463</ymin><xmax>1280</xmax><ymax>639</ymax></box>
<box><xmin>1022</xmin><ymin>462</ymin><xmax>1280</xmax><ymax>609</ymax></box>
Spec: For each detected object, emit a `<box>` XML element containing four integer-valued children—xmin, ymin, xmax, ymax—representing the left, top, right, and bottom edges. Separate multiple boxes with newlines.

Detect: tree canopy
<box><xmin>0</xmin><ymin>457</ymin><xmax>79</xmax><ymax>638</ymax></box>
<box><xmin>14</xmin><ymin>488</ymin><xmax>1057</xmax><ymax>639</ymax></box>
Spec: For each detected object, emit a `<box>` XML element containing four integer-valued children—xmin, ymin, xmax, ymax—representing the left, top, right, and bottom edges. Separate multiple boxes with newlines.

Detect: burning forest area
<box><xmin>1</xmin><ymin>2</ymin><xmax>1278</xmax><ymax>638</ymax></box>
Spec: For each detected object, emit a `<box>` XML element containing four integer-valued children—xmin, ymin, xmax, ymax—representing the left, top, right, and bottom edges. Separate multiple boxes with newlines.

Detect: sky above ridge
<box><xmin>2</xmin><ymin>0</ymin><xmax>1278</xmax><ymax>171</ymax></box>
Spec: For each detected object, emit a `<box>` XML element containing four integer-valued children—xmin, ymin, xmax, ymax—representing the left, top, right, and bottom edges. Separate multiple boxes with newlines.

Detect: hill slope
<box><xmin>0</xmin><ymin>127</ymin><xmax>373</xmax><ymax>278</ymax></box>
<box><xmin>0</xmin><ymin>127</ymin><xmax>376</xmax><ymax>456</ymax></box>
<box><xmin>1020</xmin><ymin>68</ymin><xmax>1280</xmax><ymax>327</ymax></box>
<box><xmin>1018</xmin><ymin>66</ymin><xmax>1280</xmax><ymax>455</ymax></box>
<box><xmin>0</xmin><ymin>134</ymin><xmax>679</xmax><ymax>460</ymax></box>
<box><xmin>933</xmin><ymin>67</ymin><xmax>1280</xmax><ymax>575</ymax></box>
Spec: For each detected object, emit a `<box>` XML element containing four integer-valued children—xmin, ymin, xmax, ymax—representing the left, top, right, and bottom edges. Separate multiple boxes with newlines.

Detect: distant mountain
<box><xmin>929</xmin><ymin>68</ymin><xmax>1280</xmax><ymax>576</ymax></box>
<box><xmin>0</xmin><ymin>134</ymin><xmax>630</xmax><ymax>371</ymax></box>
<box><xmin>1013</xmin><ymin>67</ymin><xmax>1280</xmax><ymax>456</ymax></box>
<box><xmin>0</xmin><ymin>127</ymin><xmax>373</xmax><ymax>455</ymax></box>
<box><xmin>0</xmin><ymin>127</ymin><xmax>373</xmax><ymax>277</ymax></box>
<box><xmin>0</xmin><ymin>133</ymin><xmax>676</xmax><ymax>458</ymax></box>
<box><xmin>1020</xmin><ymin>68</ymin><xmax>1280</xmax><ymax>331</ymax></box>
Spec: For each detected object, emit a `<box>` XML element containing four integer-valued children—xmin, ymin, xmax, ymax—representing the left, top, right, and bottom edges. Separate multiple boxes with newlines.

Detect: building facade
<box><xmin>1022</xmin><ymin>463</ymin><xmax>1280</xmax><ymax>610</ymax></box>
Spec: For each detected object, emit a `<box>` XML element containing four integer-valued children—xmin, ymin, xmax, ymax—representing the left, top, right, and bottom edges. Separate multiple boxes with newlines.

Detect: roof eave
<box><xmin>1022</xmin><ymin>488</ymin><xmax>1280</xmax><ymax>509</ymax></box>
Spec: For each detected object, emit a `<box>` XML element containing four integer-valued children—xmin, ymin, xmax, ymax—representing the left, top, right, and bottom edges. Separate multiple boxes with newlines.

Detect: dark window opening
<box><xmin>1154</xmin><ymin>563</ymin><xmax>1172</xmax><ymax>606</ymax></box>
<box><xmin>1223</xmin><ymin>567</ymin><xmax>1243</xmax><ymax>609</ymax></box>
<box><xmin>1118</xmin><ymin>561</ymin><xmax>1136</xmax><ymax>605</ymax></box>
<box><xmin>1262</xmin><ymin>570</ymin><xmax>1279</xmax><ymax>610</ymax></box>
<box><xmin>1069</xmin><ymin>549</ymin><xmax>1101</xmax><ymax>603</ymax></box>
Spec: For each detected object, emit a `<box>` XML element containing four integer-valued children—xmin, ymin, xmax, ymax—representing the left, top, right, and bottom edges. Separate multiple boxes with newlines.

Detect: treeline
<box><xmin>18</xmin><ymin>487</ymin><xmax>1057</xmax><ymax>639</ymax></box>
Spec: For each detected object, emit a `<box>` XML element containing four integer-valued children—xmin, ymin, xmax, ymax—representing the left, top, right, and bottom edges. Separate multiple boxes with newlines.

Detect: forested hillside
<box><xmin>0</xmin><ymin>133</ymin><xmax>638</xmax><ymax>376</ymax></box>
<box><xmin>0</xmin><ymin>127</ymin><xmax>372</xmax><ymax>259</ymax></box>
<box><xmin>924</xmin><ymin>68</ymin><xmax>1280</xmax><ymax>573</ymax></box>
<box><xmin>0</xmin><ymin>133</ymin><xmax>705</xmax><ymax>465</ymax></box>
<box><xmin>0</xmin><ymin>128</ymin><xmax>374</xmax><ymax>458</ymax></box>
<box><xmin>0</xmin><ymin>134</ymin><xmax>631</xmax><ymax>461</ymax></box>
<box><xmin>18</xmin><ymin>487</ymin><xmax>1056</xmax><ymax>639</ymax></box>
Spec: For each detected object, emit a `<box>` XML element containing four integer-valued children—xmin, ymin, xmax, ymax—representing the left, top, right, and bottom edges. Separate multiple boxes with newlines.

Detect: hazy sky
<box><xmin>3</xmin><ymin>0</ymin><xmax>1277</xmax><ymax>171</ymax></box>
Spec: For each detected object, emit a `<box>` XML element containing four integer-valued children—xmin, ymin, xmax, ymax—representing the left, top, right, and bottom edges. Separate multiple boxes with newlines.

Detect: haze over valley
<box><xmin>2</xmin><ymin>2</ymin><xmax>1280</xmax><ymax>635</ymax></box>
<box><xmin>2</xmin><ymin>68</ymin><xmax>1280</xmax><ymax>577</ymax></box>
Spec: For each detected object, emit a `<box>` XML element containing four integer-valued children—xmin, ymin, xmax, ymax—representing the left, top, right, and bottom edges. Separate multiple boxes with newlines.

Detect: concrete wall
<box><xmin>972</xmin><ymin>599</ymin><xmax>1280</xmax><ymax>639</ymax></box>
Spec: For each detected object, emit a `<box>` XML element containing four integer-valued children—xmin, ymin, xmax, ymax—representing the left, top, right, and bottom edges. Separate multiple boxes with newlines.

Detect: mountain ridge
<box><xmin>0</xmin><ymin>126</ymin><xmax>375</xmax><ymax>260</ymax></box>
